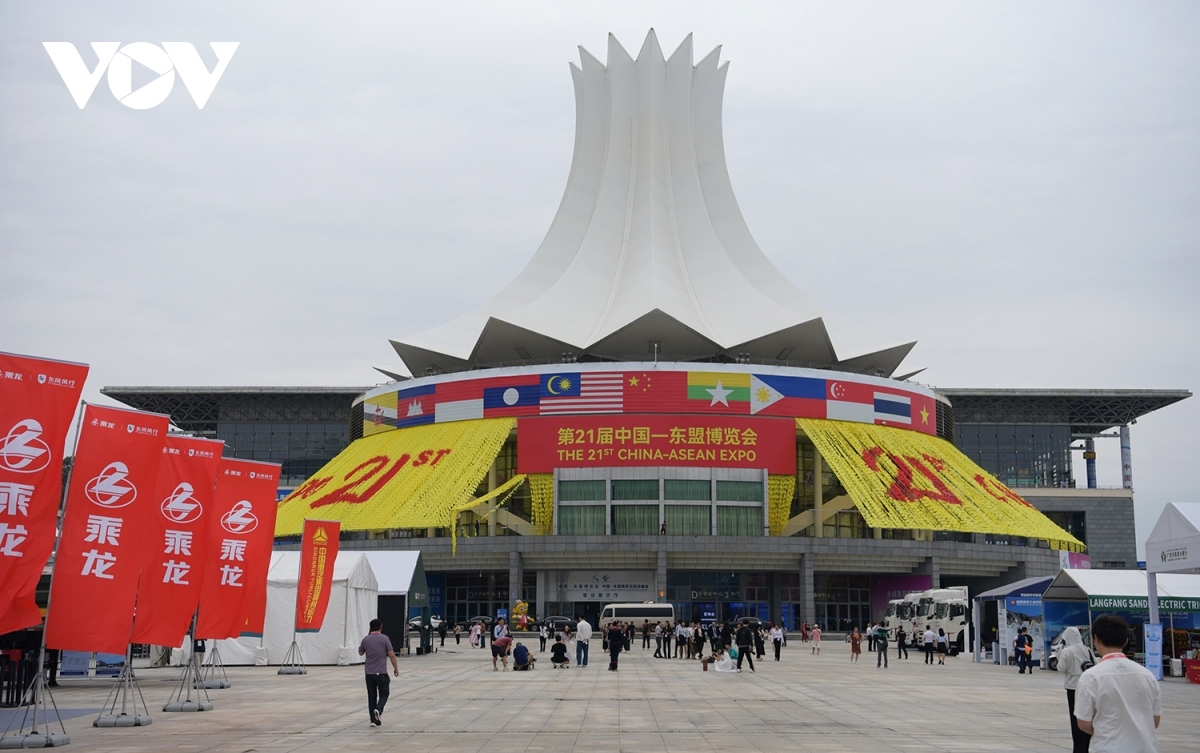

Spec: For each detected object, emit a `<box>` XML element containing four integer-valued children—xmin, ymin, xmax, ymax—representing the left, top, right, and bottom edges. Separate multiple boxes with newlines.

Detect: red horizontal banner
<box><xmin>517</xmin><ymin>415</ymin><xmax>796</xmax><ymax>474</ymax></box>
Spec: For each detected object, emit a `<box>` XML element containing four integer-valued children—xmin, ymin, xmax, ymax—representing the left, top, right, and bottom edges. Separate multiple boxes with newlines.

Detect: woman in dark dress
<box><xmin>754</xmin><ymin>624</ymin><xmax>766</xmax><ymax>659</ymax></box>
<box><xmin>607</xmin><ymin>621</ymin><xmax>624</xmax><ymax>671</ymax></box>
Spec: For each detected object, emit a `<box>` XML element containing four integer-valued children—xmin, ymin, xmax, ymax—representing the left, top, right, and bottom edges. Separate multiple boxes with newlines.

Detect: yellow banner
<box><xmin>767</xmin><ymin>475</ymin><xmax>795</xmax><ymax>537</ymax></box>
<box><xmin>276</xmin><ymin>418</ymin><xmax>515</xmax><ymax>536</ymax></box>
<box><xmin>797</xmin><ymin>418</ymin><xmax>1084</xmax><ymax>551</ymax></box>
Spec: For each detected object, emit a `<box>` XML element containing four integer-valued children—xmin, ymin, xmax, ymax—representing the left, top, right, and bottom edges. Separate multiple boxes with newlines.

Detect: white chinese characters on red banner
<box><xmin>129</xmin><ymin>435</ymin><xmax>223</xmax><ymax>648</ymax></box>
<box><xmin>45</xmin><ymin>404</ymin><xmax>168</xmax><ymax>654</ymax></box>
<box><xmin>0</xmin><ymin>351</ymin><xmax>89</xmax><ymax>635</ymax></box>
<box><xmin>195</xmin><ymin>458</ymin><xmax>279</xmax><ymax>639</ymax></box>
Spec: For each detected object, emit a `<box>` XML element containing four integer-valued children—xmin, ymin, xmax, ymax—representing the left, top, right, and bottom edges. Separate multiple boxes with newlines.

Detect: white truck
<box><xmin>932</xmin><ymin>587</ymin><xmax>970</xmax><ymax>654</ymax></box>
<box><xmin>884</xmin><ymin>593</ymin><xmax>922</xmax><ymax>643</ymax></box>
<box><xmin>888</xmin><ymin>586</ymin><xmax>969</xmax><ymax>651</ymax></box>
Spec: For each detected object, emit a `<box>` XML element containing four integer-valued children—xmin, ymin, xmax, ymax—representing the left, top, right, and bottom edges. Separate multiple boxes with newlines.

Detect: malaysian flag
<box><xmin>539</xmin><ymin>372</ymin><xmax>624</xmax><ymax>414</ymax></box>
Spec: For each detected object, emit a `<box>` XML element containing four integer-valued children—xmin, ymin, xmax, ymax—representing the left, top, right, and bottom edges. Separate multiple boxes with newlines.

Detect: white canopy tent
<box><xmin>1146</xmin><ymin>503</ymin><xmax>1200</xmax><ymax>627</ymax></box>
<box><xmin>211</xmin><ymin>551</ymin><xmax>378</xmax><ymax>666</ymax></box>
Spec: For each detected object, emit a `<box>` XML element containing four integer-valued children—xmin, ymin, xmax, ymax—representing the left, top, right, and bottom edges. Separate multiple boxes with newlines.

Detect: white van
<box><xmin>598</xmin><ymin>603</ymin><xmax>675</xmax><ymax>631</ymax></box>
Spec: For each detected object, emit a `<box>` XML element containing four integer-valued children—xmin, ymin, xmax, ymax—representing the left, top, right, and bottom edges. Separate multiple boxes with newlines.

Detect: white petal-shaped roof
<box><xmin>391</xmin><ymin>31</ymin><xmax>914</xmax><ymax>377</ymax></box>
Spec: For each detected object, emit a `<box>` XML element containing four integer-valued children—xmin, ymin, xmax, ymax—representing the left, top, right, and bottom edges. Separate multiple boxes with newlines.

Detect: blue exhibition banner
<box><xmin>1145</xmin><ymin>623</ymin><xmax>1163</xmax><ymax>680</ymax></box>
<box><xmin>59</xmin><ymin>650</ymin><xmax>90</xmax><ymax>677</ymax></box>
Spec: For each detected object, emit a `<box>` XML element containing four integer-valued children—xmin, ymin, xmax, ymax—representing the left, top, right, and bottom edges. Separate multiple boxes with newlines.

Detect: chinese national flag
<box><xmin>128</xmin><ymin>435</ymin><xmax>223</xmax><ymax>647</ymax></box>
<box><xmin>295</xmin><ymin>519</ymin><xmax>340</xmax><ymax>633</ymax></box>
<box><xmin>45</xmin><ymin>405</ymin><xmax>168</xmax><ymax>654</ymax></box>
<box><xmin>195</xmin><ymin>458</ymin><xmax>280</xmax><ymax>639</ymax></box>
<box><xmin>0</xmin><ymin>352</ymin><xmax>88</xmax><ymax>635</ymax></box>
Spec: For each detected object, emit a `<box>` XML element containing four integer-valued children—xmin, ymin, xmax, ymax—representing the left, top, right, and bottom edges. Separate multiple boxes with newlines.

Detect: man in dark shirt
<box><xmin>1014</xmin><ymin>627</ymin><xmax>1034</xmax><ymax>674</ymax></box>
<box><xmin>358</xmin><ymin>619</ymin><xmax>399</xmax><ymax>726</ymax></box>
<box><xmin>896</xmin><ymin>626</ymin><xmax>908</xmax><ymax>659</ymax></box>
<box><xmin>735</xmin><ymin>619</ymin><xmax>755</xmax><ymax>672</ymax></box>
<box><xmin>550</xmin><ymin>635</ymin><xmax>570</xmax><ymax>667</ymax></box>
<box><xmin>875</xmin><ymin>623</ymin><xmax>890</xmax><ymax>668</ymax></box>
<box><xmin>512</xmin><ymin>642</ymin><xmax>534</xmax><ymax>670</ymax></box>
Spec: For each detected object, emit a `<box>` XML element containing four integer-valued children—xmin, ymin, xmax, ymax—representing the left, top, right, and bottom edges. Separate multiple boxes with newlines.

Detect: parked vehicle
<box><xmin>407</xmin><ymin>614</ymin><xmax>444</xmax><ymax>630</ymax></box>
<box><xmin>456</xmin><ymin>615</ymin><xmax>495</xmax><ymax>631</ymax></box>
<box><xmin>538</xmin><ymin>615</ymin><xmax>577</xmax><ymax>632</ymax></box>
<box><xmin>598</xmin><ymin>602</ymin><xmax>675</xmax><ymax>630</ymax></box>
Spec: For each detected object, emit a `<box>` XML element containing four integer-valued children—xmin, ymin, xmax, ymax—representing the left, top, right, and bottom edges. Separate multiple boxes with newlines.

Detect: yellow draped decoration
<box><xmin>767</xmin><ymin>475</ymin><xmax>795</xmax><ymax>537</ymax></box>
<box><xmin>797</xmin><ymin>418</ymin><xmax>1084</xmax><ymax>552</ymax></box>
<box><xmin>275</xmin><ymin>417</ymin><xmax>516</xmax><ymax>536</ymax></box>
<box><xmin>528</xmin><ymin>473</ymin><xmax>555</xmax><ymax>535</ymax></box>
<box><xmin>448</xmin><ymin>474</ymin><xmax>525</xmax><ymax>553</ymax></box>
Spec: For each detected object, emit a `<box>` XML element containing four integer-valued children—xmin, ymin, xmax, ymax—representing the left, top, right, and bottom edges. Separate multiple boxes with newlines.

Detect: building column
<box><xmin>799</xmin><ymin>552</ymin><xmax>814</xmax><ymax>625</ymax></box>
<box><xmin>656</xmin><ymin>550</ymin><xmax>668</xmax><ymax>602</ymax></box>
<box><xmin>813</xmin><ymin>450</ymin><xmax>824</xmax><ymax>537</ymax></box>
<box><xmin>487</xmin><ymin>462</ymin><xmax>498</xmax><ymax>536</ymax></box>
<box><xmin>917</xmin><ymin>555</ymin><xmax>941</xmax><ymax>589</ymax></box>
<box><xmin>509</xmin><ymin>551</ymin><xmax>523</xmax><ymax>622</ymax></box>
<box><xmin>1120</xmin><ymin>424</ymin><xmax>1133</xmax><ymax>489</ymax></box>
<box><xmin>1085</xmin><ymin>438</ymin><xmax>1097</xmax><ymax>489</ymax></box>
<box><xmin>769</xmin><ymin>571</ymin><xmax>782</xmax><ymax>625</ymax></box>
<box><xmin>536</xmin><ymin>568</ymin><xmax>548</xmax><ymax>622</ymax></box>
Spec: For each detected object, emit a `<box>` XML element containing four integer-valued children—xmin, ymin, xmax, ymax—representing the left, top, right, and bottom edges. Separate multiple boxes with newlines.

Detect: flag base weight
<box><xmin>163</xmin><ymin>646</ymin><xmax>213</xmax><ymax>713</ymax></box>
<box><xmin>93</xmin><ymin>648</ymin><xmax>152</xmax><ymax>729</ymax></box>
<box><xmin>0</xmin><ymin>732</ymin><xmax>71</xmax><ymax>748</ymax></box>
<box><xmin>196</xmin><ymin>645</ymin><xmax>231</xmax><ymax>689</ymax></box>
<box><xmin>92</xmin><ymin>715</ymin><xmax>151</xmax><ymax>728</ymax></box>
<box><xmin>277</xmin><ymin>640</ymin><xmax>307</xmax><ymax>675</ymax></box>
<box><xmin>162</xmin><ymin>701</ymin><xmax>212</xmax><ymax>712</ymax></box>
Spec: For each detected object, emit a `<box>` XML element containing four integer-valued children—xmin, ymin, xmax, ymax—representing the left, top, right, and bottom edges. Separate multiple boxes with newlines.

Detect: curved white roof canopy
<box><xmin>391</xmin><ymin>31</ymin><xmax>915</xmax><ymax>377</ymax></box>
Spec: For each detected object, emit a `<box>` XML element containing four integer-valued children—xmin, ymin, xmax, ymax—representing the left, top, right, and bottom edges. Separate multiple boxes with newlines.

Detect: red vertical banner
<box><xmin>195</xmin><ymin>458</ymin><xmax>279</xmax><ymax>639</ymax></box>
<box><xmin>0</xmin><ymin>352</ymin><xmax>88</xmax><ymax>635</ymax></box>
<box><xmin>295</xmin><ymin>519</ymin><xmax>340</xmax><ymax>633</ymax></box>
<box><xmin>45</xmin><ymin>405</ymin><xmax>168</xmax><ymax>654</ymax></box>
<box><xmin>128</xmin><ymin>435</ymin><xmax>223</xmax><ymax>647</ymax></box>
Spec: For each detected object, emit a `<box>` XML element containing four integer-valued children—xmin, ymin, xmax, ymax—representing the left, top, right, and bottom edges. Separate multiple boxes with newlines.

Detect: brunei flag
<box><xmin>686</xmin><ymin>372</ymin><xmax>751</xmax><ymax>411</ymax></box>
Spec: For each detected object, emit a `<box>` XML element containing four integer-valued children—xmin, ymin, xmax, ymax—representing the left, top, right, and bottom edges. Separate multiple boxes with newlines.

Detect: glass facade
<box><xmin>954</xmin><ymin>423</ymin><xmax>1073</xmax><ymax>488</ymax></box>
<box><xmin>813</xmin><ymin>574</ymin><xmax>872</xmax><ymax>632</ymax></box>
<box><xmin>556</xmin><ymin>476</ymin><xmax>764</xmax><ymax>536</ymax></box>
<box><xmin>216</xmin><ymin>421</ymin><xmax>348</xmax><ymax>488</ymax></box>
<box><xmin>443</xmin><ymin>573</ymin><xmax>509</xmax><ymax>627</ymax></box>
<box><xmin>666</xmin><ymin>572</ymin><xmax>770</xmax><ymax>624</ymax></box>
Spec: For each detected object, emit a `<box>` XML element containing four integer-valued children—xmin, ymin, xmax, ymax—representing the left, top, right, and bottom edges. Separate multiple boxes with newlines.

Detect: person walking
<box><xmin>800</xmin><ymin>621</ymin><xmax>809</xmax><ymax>643</ymax></box>
<box><xmin>923</xmin><ymin>625</ymin><xmax>936</xmax><ymax>665</ymax></box>
<box><xmin>875</xmin><ymin>623</ymin><xmax>889</xmax><ymax>668</ymax></box>
<box><xmin>694</xmin><ymin>623</ymin><xmax>706</xmax><ymax>659</ymax></box>
<box><xmin>1074</xmin><ymin>614</ymin><xmax>1162</xmax><ymax>752</ymax></box>
<box><xmin>1014</xmin><ymin>626</ymin><xmax>1034</xmax><ymax>674</ymax></box>
<box><xmin>1058</xmin><ymin>626</ymin><xmax>1095</xmax><ymax>753</ymax></box>
<box><xmin>848</xmin><ymin>627</ymin><xmax>862</xmax><ymax>663</ymax></box>
<box><xmin>770</xmin><ymin>623</ymin><xmax>784</xmax><ymax>661</ymax></box>
<box><xmin>454</xmin><ymin>623</ymin><xmax>462</xmax><ymax>645</ymax></box>
<box><xmin>895</xmin><ymin>626</ymin><xmax>908</xmax><ymax>660</ymax></box>
<box><xmin>493</xmin><ymin>617</ymin><xmax>509</xmax><ymax>645</ymax></box>
<box><xmin>642</xmin><ymin>620</ymin><xmax>651</xmax><ymax>649</ymax></box>
<box><xmin>437</xmin><ymin>620</ymin><xmax>447</xmax><ymax>647</ymax></box>
<box><xmin>936</xmin><ymin>628</ymin><xmax>948</xmax><ymax>665</ymax></box>
<box><xmin>735</xmin><ymin>619</ymin><xmax>756</xmax><ymax>672</ymax></box>
<box><xmin>754</xmin><ymin>623</ymin><xmax>766</xmax><ymax>659</ymax></box>
<box><xmin>866</xmin><ymin>622</ymin><xmax>876</xmax><ymax>653</ymax></box>
<box><xmin>574</xmin><ymin>615</ymin><xmax>591</xmax><ymax>667</ymax></box>
<box><xmin>653</xmin><ymin>622</ymin><xmax>663</xmax><ymax>658</ymax></box>
<box><xmin>607</xmin><ymin>621</ymin><xmax>624</xmax><ymax>671</ymax></box>
<box><xmin>469</xmin><ymin>622</ymin><xmax>480</xmax><ymax>648</ymax></box>
<box><xmin>810</xmin><ymin>625</ymin><xmax>821</xmax><ymax>655</ymax></box>
<box><xmin>357</xmin><ymin>619</ymin><xmax>399</xmax><ymax>727</ymax></box>
<box><xmin>539</xmin><ymin>623</ymin><xmax>548</xmax><ymax>652</ymax></box>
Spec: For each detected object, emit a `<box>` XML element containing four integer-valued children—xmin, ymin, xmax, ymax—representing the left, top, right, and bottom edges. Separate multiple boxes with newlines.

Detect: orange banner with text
<box><xmin>517</xmin><ymin>414</ymin><xmax>796</xmax><ymax>474</ymax></box>
<box><xmin>0</xmin><ymin>351</ymin><xmax>88</xmax><ymax>635</ymax></box>
<box><xmin>295</xmin><ymin>519</ymin><xmax>340</xmax><ymax>633</ymax></box>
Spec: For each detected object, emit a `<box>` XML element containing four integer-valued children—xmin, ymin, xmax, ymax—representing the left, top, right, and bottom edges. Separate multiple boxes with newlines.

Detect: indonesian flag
<box><xmin>45</xmin><ymin>404</ymin><xmax>169</xmax><ymax>655</ymax></box>
<box><xmin>295</xmin><ymin>519</ymin><xmax>340</xmax><ymax>633</ymax></box>
<box><xmin>0</xmin><ymin>352</ymin><xmax>88</xmax><ymax>635</ymax></box>
<box><xmin>195</xmin><ymin>458</ymin><xmax>279</xmax><ymax>639</ymax></box>
<box><xmin>128</xmin><ymin>435</ymin><xmax>223</xmax><ymax>647</ymax></box>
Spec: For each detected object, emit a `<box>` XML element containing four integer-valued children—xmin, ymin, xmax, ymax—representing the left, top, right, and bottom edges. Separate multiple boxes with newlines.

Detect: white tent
<box><xmin>1145</xmin><ymin>502</ymin><xmax>1200</xmax><ymax>633</ymax></box>
<box><xmin>359</xmin><ymin>551</ymin><xmax>426</xmax><ymax>597</ymax></box>
<box><xmin>212</xmin><ymin>551</ymin><xmax>378</xmax><ymax>666</ymax></box>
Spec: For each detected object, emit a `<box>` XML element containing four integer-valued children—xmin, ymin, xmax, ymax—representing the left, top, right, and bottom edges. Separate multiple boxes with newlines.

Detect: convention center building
<box><xmin>106</xmin><ymin>32</ymin><xmax>1189</xmax><ymax>634</ymax></box>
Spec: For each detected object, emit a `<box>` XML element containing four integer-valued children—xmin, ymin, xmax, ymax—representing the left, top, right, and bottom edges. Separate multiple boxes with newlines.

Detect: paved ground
<box><xmin>3</xmin><ymin>638</ymin><xmax>1197</xmax><ymax>752</ymax></box>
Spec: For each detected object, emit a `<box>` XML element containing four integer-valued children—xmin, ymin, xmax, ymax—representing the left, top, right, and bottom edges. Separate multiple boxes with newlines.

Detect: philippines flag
<box><xmin>539</xmin><ymin>372</ymin><xmax>624</xmax><ymax>414</ymax></box>
<box><xmin>749</xmin><ymin>374</ymin><xmax>826</xmax><ymax>417</ymax></box>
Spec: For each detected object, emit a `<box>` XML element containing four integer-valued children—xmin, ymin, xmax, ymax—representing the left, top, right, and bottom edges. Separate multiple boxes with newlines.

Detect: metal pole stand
<box><xmin>94</xmin><ymin>647</ymin><xmax>152</xmax><ymax>727</ymax></box>
<box><xmin>196</xmin><ymin>645</ymin><xmax>230</xmax><ymax>690</ymax></box>
<box><xmin>277</xmin><ymin>639</ymin><xmax>307</xmax><ymax>675</ymax></box>
<box><xmin>163</xmin><ymin>646</ymin><xmax>212</xmax><ymax>713</ymax></box>
<box><xmin>0</xmin><ymin>650</ymin><xmax>70</xmax><ymax>748</ymax></box>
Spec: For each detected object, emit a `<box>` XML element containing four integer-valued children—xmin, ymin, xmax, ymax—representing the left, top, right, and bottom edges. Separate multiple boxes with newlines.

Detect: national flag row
<box><xmin>0</xmin><ymin>350</ymin><xmax>280</xmax><ymax>656</ymax></box>
<box><xmin>365</xmin><ymin>369</ymin><xmax>937</xmax><ymax>435</ymax></box>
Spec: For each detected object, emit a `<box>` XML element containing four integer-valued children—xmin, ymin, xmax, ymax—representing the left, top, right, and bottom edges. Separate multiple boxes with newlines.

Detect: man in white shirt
<box><xmin>1074</xmin><ymin>614</ymin><xmax>1162</xmax><ymax>753</ymax></box>
<box><xmin>574</xmin><ymin>615</ymin><xmax>592</xmax><ymax>667</ymax></box>
<box><xmin>922</xmin><ymin>626</ymin><xmax>937</xmax><ymax>665</ymax></box>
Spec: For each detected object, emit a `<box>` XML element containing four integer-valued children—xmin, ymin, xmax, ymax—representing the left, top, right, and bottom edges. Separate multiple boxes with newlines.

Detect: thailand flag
<box><xmin>873</xmin><ymin>393</ymin><xmax>912</xmax><ymax>425</ymax></box>
<box><xmin>539</xmin><ymin>372</ymin><xmax>624</xmax><ymax>414</ymax></box>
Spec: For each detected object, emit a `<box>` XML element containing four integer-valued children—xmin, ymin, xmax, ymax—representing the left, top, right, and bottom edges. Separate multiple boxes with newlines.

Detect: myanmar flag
<box><xmin>686</xmin><ymin>372</ymin><xmax>751</xmax><ymax>411</ymax></box>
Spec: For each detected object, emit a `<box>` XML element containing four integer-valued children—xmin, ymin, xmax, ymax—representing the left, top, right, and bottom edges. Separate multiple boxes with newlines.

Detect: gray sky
<box><xmin>2</xmin><ymin>2</ymin><xmax>1196</xmax><ymax>556</ymax></box>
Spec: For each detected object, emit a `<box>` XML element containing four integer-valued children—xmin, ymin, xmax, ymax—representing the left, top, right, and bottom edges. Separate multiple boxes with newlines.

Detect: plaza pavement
<box><xmin>5</xmin><ymin>637</ymin><xmax>1197</xmax><ymax>752</ymax></box>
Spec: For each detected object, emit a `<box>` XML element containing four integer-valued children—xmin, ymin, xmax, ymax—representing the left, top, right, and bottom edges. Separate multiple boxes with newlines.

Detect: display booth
<box><xmin>211</xmin><ymin>551</ymin><xmax>378</xmax><ymax>665</ymax></box>
<box><xmin>1043</xmin><ymin>568</ymin><xmax>1200</xmax><ymax>677</ymax></box>
<box><xmin>359</xmin><ymin>551</ymin><xmax>430</xmax><ymax>654</ymax></box>
<box><xmin>1145</xmin><ymin>502</ymin><xmax>1200</xmax><ymax>680</ymax></box>
<box><xmin>972</xmin><ymin>576</ymin><xmax>1053</xmax><ymax>666</ymax></box>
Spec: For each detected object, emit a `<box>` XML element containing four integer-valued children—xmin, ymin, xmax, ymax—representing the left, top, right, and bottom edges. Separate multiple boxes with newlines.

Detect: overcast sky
<box><xmin>2</xmin><ymin>2</ymin><xmax>1196</xmax><ymax>556</ymax></box>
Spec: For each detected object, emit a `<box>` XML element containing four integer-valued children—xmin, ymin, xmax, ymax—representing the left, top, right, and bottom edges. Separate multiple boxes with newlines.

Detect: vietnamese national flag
<box><xmin>128</xmin><ymin>435</ymin><xmax>223</xmax><ymax>647</ymax></box>
<box><xmin>45</xmin><ymin>405</ymin><xmax>169</xmax><ymax>654</ymax></box>
<box><xmin>294</xmin><ymin>519</ymin><xmax>340</xmax><ymax>633</ymax></box>
<box><xmin>195</xmin><ymin>458</ymin><xmax>279</xmax><ymax>639</ymax></box>
<box><xmin>0</xmin><ymin>352</ymin><xmax>88</xmax><ymax>635</ymax></box>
